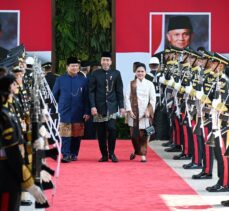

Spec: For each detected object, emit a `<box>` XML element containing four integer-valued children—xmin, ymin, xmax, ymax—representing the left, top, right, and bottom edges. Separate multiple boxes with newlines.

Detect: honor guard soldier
<box><xmin>146</xmin><ymin>57</ymin><xmax>170</xmax><ymax>141</ymax></box>
<box><xmin>42</xmin><ymin>62</ymin><xmax>59</xmax><ymax>90</ymax></box>
<box><xmin>0</xmin><ymin>70</ymin><xmax>46</xmax><ymax>211</ymax></box>
<box><xmin>221</xmin><ymin>65</ymin><xmax>229</xmax><ymax>206</ymax></box>
<box><xmin>79</xmin><ymin>60</ymin><xmax>91</xmax><ymax>78</ymax></box>
<box><xmin>205</xmin><ymin>55</ymin><xmax>229</xmax><ymax>192</ymax></box>
<box><xmin>11</xmin><ymin>65</ymin><xmax>33</xmax><ymax>206</ymax></box>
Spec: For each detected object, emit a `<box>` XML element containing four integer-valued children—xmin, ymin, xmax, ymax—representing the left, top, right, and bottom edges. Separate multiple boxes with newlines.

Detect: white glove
<box><xmin>27</xmin><ymin>185</ymin><xmax>47</xmax><ymax>204</ymax></box>
<box><xmin>39</xmin><ymin>125</ymin><xmax>48</xmax><ymax>137</ymax></box>
<box><xmin>213</xmin><ymin>129</ymin><xmax>221</xmax><ymax>138</ymax></box>
<box><xmin>196</xmin><ymin>90</ymin><xmax>204</xmax><ymax>100</ymax></box>
<box><xmin>33</xmin><ymin>137</ymin><xmax>45</xmax><ymax>150</ymax></box>
<box><xmin>174</xmin><ymin>82</ymin><xmax>181</xmax><ymax>91</ymax></box>
<box><xmin>39</xmin><ymin>125</ymin><xmax>51</xmax><ymax>139</ymax></box>
<box><xmin>156</xmin><ymin>72</ymin><xmax>162</xmax><ymax>78</ymax></box>
<box><xmin>42</xmin><ymin>107</ymin><xmax>49</xmax><ymax>115</ymax></box>
<box><xmin>159</xmin><ymin>75</ymin><xmax>165</xmax><ymax>84</ymax></box>
<box><xmin>40</xmin><ymin>170</ymin><xmax>52</xmax><ymax>183</ymax></box>
<box><xmin>212</xmin><ymin>98</ymin><xmax>221</xmax><ymax>109</ymax></box>
<box><xmin>168</xmin><ymin>77</ymin><xmax>174</xmax><ymax>87</ymax></box>
<box><xmin>185</xmin><ymin>85</ymin><xmax>193</xmax><ymax>94</ymax></box>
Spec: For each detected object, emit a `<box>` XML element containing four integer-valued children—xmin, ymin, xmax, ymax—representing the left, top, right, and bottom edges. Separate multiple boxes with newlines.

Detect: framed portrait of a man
<box><xmin>0</xmin><ymin>10</ymin><xmax>20</xmax><ymax>50</ymax></box>
<box><xmin>150</xmin><ymin>12</ymin><xmax>210</xmax><ymax>56</ymax></box>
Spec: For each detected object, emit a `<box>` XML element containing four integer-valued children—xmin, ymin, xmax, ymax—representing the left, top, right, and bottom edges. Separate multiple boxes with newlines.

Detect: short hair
<box><xmin>168</xmin><ymin>16</ymin><xmax>193</xmax><ymax>32</ymax></box>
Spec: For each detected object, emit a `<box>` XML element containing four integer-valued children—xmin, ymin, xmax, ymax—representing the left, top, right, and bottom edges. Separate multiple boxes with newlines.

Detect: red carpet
<box><xmin>46</xmin><ymin>140</ymin><xmax>212</xmax><ymax>211</ymax></box>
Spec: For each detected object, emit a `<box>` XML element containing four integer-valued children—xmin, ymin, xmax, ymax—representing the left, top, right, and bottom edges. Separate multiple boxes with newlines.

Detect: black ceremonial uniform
<box><xmin>89</xmin><ymin>68</ymin><xmax>124</xmax><ymax>116</ymax></box>
<box><xmin>89</xmin><ymin>68</ymin><xmax>124</xmax><ymax>159</ymax></box>
<box><xmin>145</xmin><ymin>72</ymin><xmax>170</xmax><ymax>140</ymax></box>
<box><xmin>0</xmin><ymin>108</ymin><xmax>34</xmax><ymax>211</ymax></box>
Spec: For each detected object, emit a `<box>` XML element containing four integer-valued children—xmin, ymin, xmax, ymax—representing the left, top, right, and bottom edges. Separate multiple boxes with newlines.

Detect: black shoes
<box><xmin>183</xmin><ymin>162</ymin><xmax>202</xmax><ymax>169</ymax></box>
<box><xmin>162</xmin><ymin>141</ymin><xmax>173</xmax><ymax>147</ymax></box>
<box><xmin>61</xmin><ymin>156</ymin><xmax>71</xmax><ymax>163</ymax></box>
<box><xmin>130</xmin><ymin>153</ymin><xmax>136</xmax><ymax>160</ymax></box>
<box><xmin>98</xmin><ymin>156</ymin><xmax>109</xmax><ymax>162</ymax></box>
<box><xmin>173</xmin><ymin>153</ymin><xmax>192</xmax><ymax>160</ymax></box>
<box><xmin>221</xmin><ymin>200</ymin><xmax>229</xmax><ymax>207</ymax></box>
<box><xmin>71</xmin><ymin>155</ymin><xmax>78</xmax><ymax>161</ymax></box>
<box><xmin>192</xmin><ymin>172</ymin><xmax>212</xmax><ymax>179</ymax></box>
<box><xmin>164</xmin><ymin>145</ymin><xmax>182</xmax><ymax>152</ymax></box>
<box><xmin>109</xmin><ymin>154</ymin><xmax>119</xmax><ymax>162</ymax></box>
<box><xmin>98</xmin><ymin>154</ymin><xmax>119</xmax><ymax>162</ymax></box>
<box><xmin>206</xmin><ymin>184</ymin><xmax>229</xmax><ymax>192</ymax></box>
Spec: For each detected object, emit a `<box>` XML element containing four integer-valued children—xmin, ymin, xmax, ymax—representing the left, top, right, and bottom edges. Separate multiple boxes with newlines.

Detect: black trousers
<box><xmin>70</xmin><ymin>137</ymin><xmax>81</xmax><ymax>157</ymax></box>
<box><xmin>0</xmin><ymin>161</ymin><xmax>21</xmax><ymax>211</ymax></box>
<box><xmin>96</xmin><ymin>119</ymin><xmax>117</xmax><ymax>157</ymax></box>
<box><xmin>181</xmin><ymin>122</ymin><xmax>193</xmax><ymax>156</ymax></box>
<box><xmin>214</xmin><ymin>135</ymin><xmax>229</xmax><ymax>186</ymax></box>
<box><xmin>202</xmin><ymin>124</ymin><xmax>214</xmax><ymax>174</ymax></box>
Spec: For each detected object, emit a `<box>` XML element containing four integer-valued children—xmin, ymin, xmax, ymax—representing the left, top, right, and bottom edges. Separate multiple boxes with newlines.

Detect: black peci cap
<box><xmin>168</xmin><ymin>16</ymin><xmax>193</xmax><ymax>32</ymax></box>
<box><xmin>101</xmin><ymin>51</ymin><xmax>112</xmax><ymax>58</ymax></box>
<box><xmin>66</xmin><ymin>57</ymin><xmax>81</xmax><ymax>65</ymax></box>
<box><xmin>81</xmin><ymin>60</ymin><xmax>91</xmax><ymax>68</ymax></box>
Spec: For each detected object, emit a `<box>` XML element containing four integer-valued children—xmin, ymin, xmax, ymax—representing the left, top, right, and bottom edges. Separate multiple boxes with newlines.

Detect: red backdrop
<box><xmin>116</xmin><ymin>0</ymin><xmax>229</xmax><ymax>53</ymax></box>
<box><xmin>1</xmin><ymin>0</ymin><xmax>228</xmax><ymax>53</ymax></box>
<box><xmin>0</xmin><ymin>0</ymin><xmax>52</xmax><ymax>51</ymax></box>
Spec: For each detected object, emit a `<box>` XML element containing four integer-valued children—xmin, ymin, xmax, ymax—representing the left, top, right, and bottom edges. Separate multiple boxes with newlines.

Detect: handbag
<box><xmin>144</xmin><ymin>125</ymin><xmax>155</xmax><ymax>136</ymax></box>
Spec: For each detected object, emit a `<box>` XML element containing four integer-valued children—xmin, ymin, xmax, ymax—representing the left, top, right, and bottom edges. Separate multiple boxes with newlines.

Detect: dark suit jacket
<box><xmin>89</xmin><ymin>68</ymin><xmax>124</xmax><ymax>116</ymax></box>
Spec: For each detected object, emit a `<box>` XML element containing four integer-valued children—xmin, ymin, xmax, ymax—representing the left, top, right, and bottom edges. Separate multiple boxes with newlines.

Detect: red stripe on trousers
<box><xmin>204</xmin><ymin>126</ymin><xmax>210</xmax><ymax>174</ymax></box>
<box><xmin>0</xmin><ymin>193</ymin><xmax>9</xmax><ymax>211</ymax></box>
<box><xmin>183</xmin><ymin>125</ymin><xmax>188</xmax><ymax>155</ymax></box>
<box><xmin>192</xmin><ymin>120</ymin><xmax>199</xmax><ymax>164</ymax></box>
<box><xmin>181</xmin><ymin>113</ymin><xmax>188</xmax><ymax>154</ymax></box>
<box><xmin>175</xmin><ymin>118</ymin><xmax>181</xmax><ymax>145</ymax></box>
<box><xmin>220</xmin><ymin>136</ymin><xmax>229</xmax><ymax>186</ymax></box>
